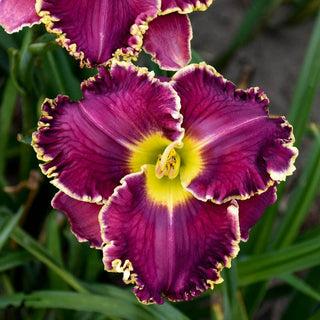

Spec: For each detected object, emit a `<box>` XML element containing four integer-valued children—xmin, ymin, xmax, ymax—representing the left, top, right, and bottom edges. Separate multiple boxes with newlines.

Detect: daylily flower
<box><xmin>32</xmin><ymin>61</ymin><xmax>298</xmax><ymax>304</ymax></box>
<box><xmin>0</xmin><ymin>0</ymin><xmax>213</xmax><ymax>70</ymax></box>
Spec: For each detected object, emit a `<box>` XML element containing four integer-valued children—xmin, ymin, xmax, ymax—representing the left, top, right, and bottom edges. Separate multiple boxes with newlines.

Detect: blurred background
<box><xmin>1</xmin><ymin>0</ymin><xmax>320</xmax><ymax>319</ymax></box>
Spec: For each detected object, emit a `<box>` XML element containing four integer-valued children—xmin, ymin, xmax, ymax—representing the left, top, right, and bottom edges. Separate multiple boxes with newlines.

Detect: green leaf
<box><xmin>0</xmin><ymin>251</ymin><xmax>33</xmax><ymax>272</ymax></box>
<box><xmin>85</xmin><ymin>282</ymin><xmax>190</xmax><ymax>320</ymax></box>
<box><xmin>282</xmin><ymin>266</ymin><xmax>320</xmax><ymax>319</ymax></box>
<box><xmin>232</xmin><ymin>291</ymin><xmax>249</xmax><ymax>320</ymax></box>
<box><xmin>0</xmin><ymin>291</ymin><xmax>190</xmax><ymax>320</ymax></box>
<box><xmin>0</xmin><ymin>206</ymin><xmax>24</xmax><ymax>250</ymax></box>
<box><xmin>221</xmin><ymin>263</ymin><xmax>238</xmax><ymax>320</ymax></box>
<box><xmin>279</xmin><ymin>274</ymin><xmax>320</xmax><ymax>301</ymax></box>
<box><xmin>287</xmin><ymin>6</ymin><xmax>320</xmax><ymax>146</ymax></box>
<box><xmin>0</xmin><ymin>76</ymin><xmax>18</xmax><ymax>184</ymax></box>
<box><xmin>0</xmin><ymin>293</ymin><xmax>25</xmax><ymax>308</ymax></box>
<box><xmin>46</xmin><ymin>212</ymin><xmax>69</xmax><ymax>291</ymax></box>
<box><xmin>10</xmin><ymin>225</ymin><xmax>89</xmax><ymax>294</ymax></box>
<box><xmin>28</xmin><ymin>40</ymin><xmax>58</xmax><ymax>55</ymax></box>
<box><xmin>52</xmin><ymin>49</ymin><xmax>82</xmax><ymax>100</ymax></box>
<box><xmin>272</xmin><ymin>132</ymin><xmax>320</xmax><ymax>248</ymax></box>
<box><xmin>46</xmin><ymin>212</ymin><xmax>64</xmax><ymax>265</ymax></box>
<box><xmin>237</xmin><ymin>235</ymin><xmax>320</xmax><ymax>285</ymax></box>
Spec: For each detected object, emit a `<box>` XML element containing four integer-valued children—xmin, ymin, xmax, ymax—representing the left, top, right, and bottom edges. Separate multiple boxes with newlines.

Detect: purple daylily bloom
<box><xmin>32</xmin><ymin>61</ymin><xmax>297</xmax><ymax>304</ymax></box>
<box><xmin>0</xmin><ymin>0</ymin><xmax>213</xmax><ymax>70</ymax></box>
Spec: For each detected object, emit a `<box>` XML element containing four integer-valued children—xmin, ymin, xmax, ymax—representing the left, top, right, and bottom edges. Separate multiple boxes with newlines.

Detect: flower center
<box><xmin>155</xmin><ymin>141</ymin><xmax>182</xmax><ymax>179</ymax></box>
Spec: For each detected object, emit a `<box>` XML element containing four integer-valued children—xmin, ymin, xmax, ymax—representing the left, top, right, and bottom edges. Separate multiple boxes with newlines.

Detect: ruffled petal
<box><xmin>32</xmin><ymin>61</ymin><xmax>182</xmax><ymax>203</ymax></box>
<box><xmin>100</xmin><ymin>166</ymin><xmax>240</xmax><ymax>304</ymax></box>
<box><xmin>237</xmin><ymin>186</ymin><xmax>277</xmax><ymax>241</ymax></box>
<box><xmin>36</xmin><ymin>0</ymin><xmax>160</xmax><ymax>67</ymax></box>
<box><xmin>143</xmin><ymin>12</ymin><xmax>191</xmax><ymax>70</ymax></box>
<box><xmin>172</xmin><ymin>63</ymin><xmax>298</xmax><ymax>203</ymax></box>
<box><xmin>0</xmin><ymin>0</ymin><xmax>40</xmax><ymax>33</ymax></box>
<box><xmin>161</xmin><ymin>0</ymin><xmax>213</xmax><ymax>13</ymax></box>
<box><xmin>52</xmin><ymin>191</ymin><xmax>103</xmax><ymax>248</ymax></box>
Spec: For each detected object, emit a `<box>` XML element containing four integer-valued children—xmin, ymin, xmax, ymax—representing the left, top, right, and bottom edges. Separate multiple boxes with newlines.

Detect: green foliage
<box><xmin>0</xmin><ymin>2</ymin><xmax>320</xmax><ymax>319</ymax></box>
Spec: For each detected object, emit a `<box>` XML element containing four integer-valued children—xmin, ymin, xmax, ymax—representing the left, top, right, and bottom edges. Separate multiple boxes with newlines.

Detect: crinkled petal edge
<box><xmin>174</xmin><ymin>62</ymin><xmax>297</xmax><ymax>204</ymax></box>
<box><xmin>35</xmin><ymin>0</ymin><xmax>159</xmax><ymax>68</ymax></box>
<box><xmin>161</xmin><ymin>0</ymin><xmax>214</xmax><ymax>15</ymax></box>
<box><xmin>99</xmin><ymin>167</ymin><xmax>241</xmax><ymax>304</ymax></box>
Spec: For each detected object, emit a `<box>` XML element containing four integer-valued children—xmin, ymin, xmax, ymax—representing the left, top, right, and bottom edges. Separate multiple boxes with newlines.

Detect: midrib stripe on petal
<box><xmin>193</xmin><ymin>115</ymin><xmax>268</xmax><ymax>150</ymax></box>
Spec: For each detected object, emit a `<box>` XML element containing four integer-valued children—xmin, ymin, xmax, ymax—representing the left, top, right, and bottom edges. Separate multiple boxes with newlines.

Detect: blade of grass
<box><xmin>47</xmin><ymin>51</ymin><xmax>68</xmax><ymax>95</ymax></box>
<box><xmin>53</xmin><ymin>49</ymin><xmax>82</xmax><ymax>100</ymax></box>
<box><xmin>282</xmin><ymin>266</ymin><xmax>320</xmax><ymax>319</ymax></box>
<box><xmin>242</xmin><ymin>282</ymin><xmax>269</xmax><ymax>317</ymax></box>
<box><xmin>10</xmin><ymin>225</ymin><xmax>89</xmax><ymax>294</ymax></box>
<box><xmin>272</xmin><ymin>131</ymin><xmax>320</xmax><ymax>249</ymax></box>
<box><xmin>16</xmin><ymin>29</ymin><xmax>39</xmax><ymax>179</ymax></box>
<box><xmin>221</xmin><ymin>262</ymin><xmax>238</xmax><ymax>320</ymax></box>
<box><xmin>1</xmin><ymin>274</ymin><xmax>14</xmax><ymax>294</ymax></box>
<box><xmin>0</xmin><ymin>251</ymin><xmax>33</xmax><ymax>272</ymax></box>
<box><xmin>46</xmin><ymin>212</ymin><xmax>69</xmax><ymax>291</ymax></box>
<box><xmin>232</xmin><ymin>291</ymin><xmax>249</xmax><ymax>320</ymax></box>
<box><xmin>0</xmin><ymin>291</ymin><xmax>190</xmax><ymax>320</ymax></box>
<box><xmin>46</xmin><ymin>212</ymin><xmax>64</xmax><ymax>265</ymax></box>
<box><xmin>0</xmin><ymin>76</ymin><xmax>18</xmax><ymax>186</ymax></box>
<box><xmin>238</xmin><ymin>235</ymin><xmax>320</xmax><ymax>285</ymax></box>
<box><xmin>279</xmin><ymin>274</ymin><xmax>320</xmax><ymax>301</ymax></box>
<box><xmin>0</xmin><ymin>206</ymin><xmax>23</xmax><ymax>250</ymax></box>
<box><xmin>287</xmin><ymin>6</ymin><xmax>320</xmax><ymax>147</ymax></box>
<box><xmin>85</xmin><ymin>282</ymin><xmax>190</xmax><ymax>320</ymax></box>
<box><xmin>0</xmin><ymin>293</ymin><xmax>25</xmax><ymax>308</ymax></box>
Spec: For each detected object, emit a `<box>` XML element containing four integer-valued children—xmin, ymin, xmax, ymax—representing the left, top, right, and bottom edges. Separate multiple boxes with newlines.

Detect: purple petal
<box><xmin>172</xmin><ymin>63</ymin><xmax>298</xmax><ymax>203</ymax></box>
<box><xmin>0</xmin><ymin>0</ymin><xmax>40</xmax><ymax>33</ymax></box>
<box><xmin>52</xmin><ymin>191</ymin><xmax>103</xmax><ymax>248</ymax></box>
<box><xmin>101</xmin><ymin>167</ymin><xmax>240</xmax><ymax>304</ymax></box>
<box><xmin>32</xmin><ymin>62</ymin><xmax>182</xmax><ymax>203</ymax></box>
<box><xmin>37</xmin><ymin>0</ymin><xmax>159</xmax><ymax>67</ymax></box>
<box><xmin>161</xmin><ymin>0</ymin><xmax>213</xmax><ymax>12</ymax></box>
<box><xmin>143</xmin><ymin>12</ymin><xmax>192</xmax><ymax>70</ymax></box>
<box><xmin>237</xmin><ymin>186</ymin><xmax>277</xmax><ymax>241</ymax></box>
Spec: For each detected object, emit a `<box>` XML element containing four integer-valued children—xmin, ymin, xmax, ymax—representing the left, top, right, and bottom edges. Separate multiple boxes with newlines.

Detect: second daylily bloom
<box><xmin>33</xmin><ymin>61</ymin><xmax>297</xmax><ymax>304</ymax></box>
<box><xmin>0</xmin><ymin>0</ymin><xmax>213</xmax><ymax>70</ymax></box>
<box><xmin>0</xmin><ymin>0</ymin><xmax>40</xmax><ymax>33</ymax></box>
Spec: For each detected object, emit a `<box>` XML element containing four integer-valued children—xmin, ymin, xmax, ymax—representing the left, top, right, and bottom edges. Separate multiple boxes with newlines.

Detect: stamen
<box><xmin>155</xmin><ymin>141</ymin><xmax>182</xmax><ymax>179</ymax></box>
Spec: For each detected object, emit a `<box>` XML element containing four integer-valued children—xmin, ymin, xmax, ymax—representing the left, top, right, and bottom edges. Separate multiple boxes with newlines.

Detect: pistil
<box><xmin>155</xmin><ymin>141</ymin><xmax>182</xmax><ymax>179</ymax></box>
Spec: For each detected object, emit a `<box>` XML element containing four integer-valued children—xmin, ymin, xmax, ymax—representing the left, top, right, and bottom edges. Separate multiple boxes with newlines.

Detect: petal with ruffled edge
<box><xmin>0</xmin><ymin>0</ymin><xmax>40</xmax><ymax>33</ymax></box>
<box><xmin>161</xmin><ymin>0</ymin><xmax>213</xmax><ymax>13</ymax></box>
<box><xmin>52</xmin><ymin>191</ymin><xmax>103</xmax><ymax>248</ymax></box>
<box><xmin>36</xmin><ymin>0</ymin><xmax>160</xmax><ymax>68</ymax></box>
<box><xmin>32</xmin><ymin>61</ymin><xmax>183</xmax><ymax>204</ymax></box>
<box><xmin>143</xmin><ymin>12</ymin><xmax>191</xmax><ymax>70</ymax></box>
<box><xmin>172</xmin><ymin>63</ymin><xmax>298</xmax><ymax>203</ymax></box>
<box><xmin>100</xmin><ymin>166</ymin><xmax>240</xmax><ymax>304</ymax></box>
<box><xmin>237</xmin><ymin>186</ymin><xmax>277</xmax><ymax>241</ymax></box>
